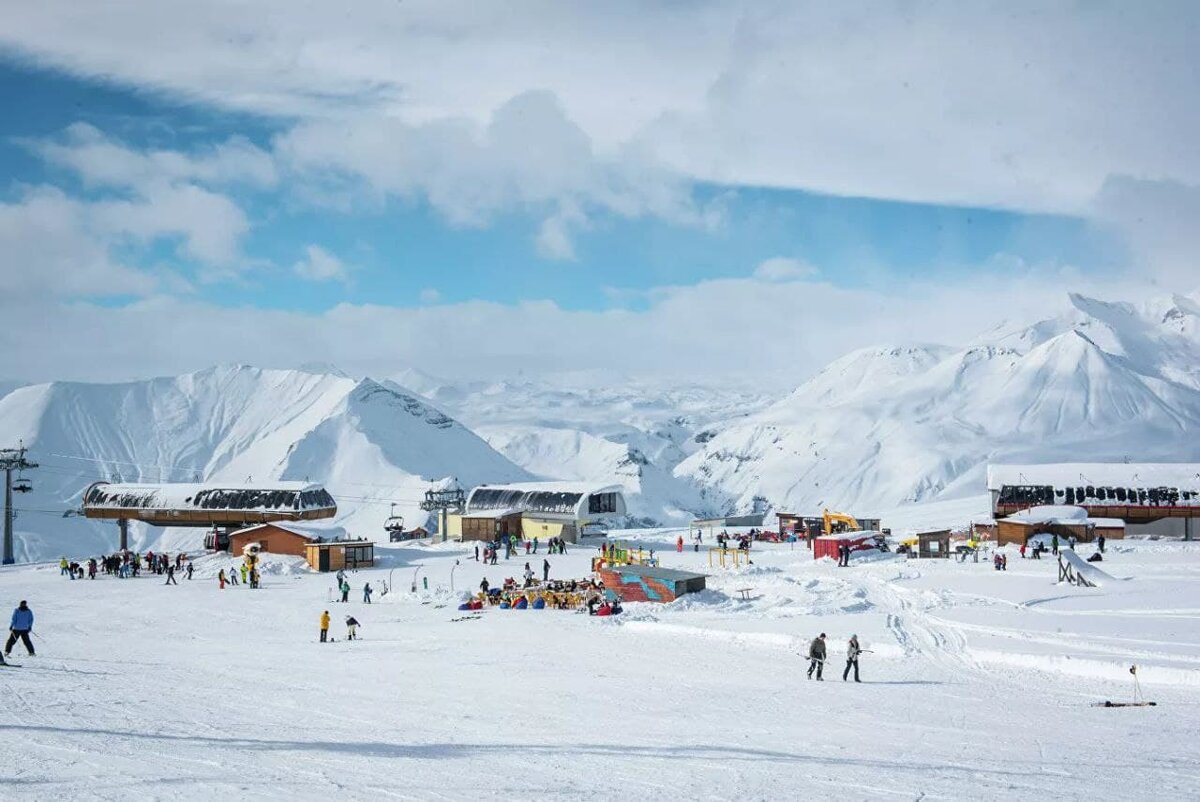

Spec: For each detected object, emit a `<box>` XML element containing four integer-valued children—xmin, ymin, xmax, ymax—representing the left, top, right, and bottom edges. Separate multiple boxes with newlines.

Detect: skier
<box><xmin>5</xmin><ymin>600</ymin><xmax>35</xmax><ymax>658</ymax></box>
<box><xmin>186</xmin><ymin>560</ymin><xmax>194</xmax><ymax>580</ymax></box>
<box><xmin>319</xmin><ymin>610</ymin><xmax>330</xmax><ymax>642</ymax></box>
<box><xmin>843</xmin><ymin>634</ymin><xmax>861</xmax><ymax>682</ymax></box>
<box><xmin>164</xmin><ymin>564</ymin><xmax>177</xmax><ymax>585</ymax></box>
<box><xmin>363</xmin><ymin>583</ymin><xmax>373</xmax><ymax>604</ymax></box>
<box><xmin>340</xmin><ymin>579</ymin><xmax>350</xmax><ymax>603</ymax></box>
<box><xmin>345</xmin><ymin>615</ymin><xmax>360</xmax><ymax>640</ymax></box>
<box><xmin>806</xmin><ymin>633</ymin><xmax>827</xmax><ymax>680</ymax></box>
<box><xmin>543</xmin><ymin>558</ymin><xmax>550</xmax><ymax>582</ymax></box>
<box><xmin>218</xmin><ymin>569</ymin><xmax>227</xmax><ymax>589</ymax></box>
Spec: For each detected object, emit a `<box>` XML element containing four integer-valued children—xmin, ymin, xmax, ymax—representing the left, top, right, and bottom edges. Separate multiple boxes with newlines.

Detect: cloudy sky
<box><xmin>1</xmin><ymin>1</ymin><xmax>1196</xmax><ymax>384</ymax></box>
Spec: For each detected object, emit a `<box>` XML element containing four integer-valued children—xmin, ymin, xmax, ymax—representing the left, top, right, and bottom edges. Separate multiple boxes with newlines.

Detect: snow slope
<box><xmin>675</xmin><ymin>292</ymin><xmax>1200</xmax><ymax>520</ymax></box>
<box><xmin>2</xmin><ymin>534</ymin><xmax>1199</xmax><ymax>800</ymax></box>
<box><xmin>0</xmin><ymin>366</ymin><xmax>529</xmax><ymax>561</ymax></box>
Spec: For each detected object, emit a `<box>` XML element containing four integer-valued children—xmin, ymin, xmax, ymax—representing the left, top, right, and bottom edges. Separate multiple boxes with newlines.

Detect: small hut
<box><xmin>304</xmin><ymin>540</ymin><xmax>375</xmax><ymax>572</ymax></box>
<box><xmin>917</xmin><ymin>530</ymin><xmax>952</xmax><ymax>559</ymax></box>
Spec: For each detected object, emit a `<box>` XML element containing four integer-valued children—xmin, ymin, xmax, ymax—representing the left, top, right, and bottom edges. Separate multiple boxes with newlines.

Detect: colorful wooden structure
<box><xmin>596</xmin><ymin>565</ymin><xmax>707</xmax><ymax>603</ymax></box>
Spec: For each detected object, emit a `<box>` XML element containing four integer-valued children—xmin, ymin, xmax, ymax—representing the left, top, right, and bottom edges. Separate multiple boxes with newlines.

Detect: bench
<box><xmin>736</xmin><ymin>588</ymin><xmax>754</xmax><ymax>601</ymax></box>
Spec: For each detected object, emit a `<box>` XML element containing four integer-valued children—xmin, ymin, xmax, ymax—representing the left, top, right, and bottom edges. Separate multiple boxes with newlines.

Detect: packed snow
<box><xmin>2</xmin><ymin>533</ymin><xmax>1199</xmax><ymax>800</ymax></box>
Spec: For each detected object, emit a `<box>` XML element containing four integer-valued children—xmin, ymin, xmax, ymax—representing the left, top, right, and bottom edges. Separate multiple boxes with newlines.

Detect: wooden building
<box><xmin>917</xmin><ymin>530</ymin><xmax>952</xmax><ymax>558</ymax></box>
<box><xmin>455</xmin><ymin>509</ymin><xmax>524</xmax><ymax>542</ymax></box>
<box><xmin>228</xmin><ymin>523</ymin><xmax>316</xmax><ymax>557</ymax></box>
<box><xmin>597</xmin><ymin>565</ymin><xmax>707</xmax><ymax>603</ymax></box>
<box><xmin>995</xmin><ymin>506</ymin><xmax>1125</xmax><ymax>546</ymax></box>
<box><xmin>304</xmin><ymin>540</ymin><xmax>375</xmax><ymax>572</ymax></box>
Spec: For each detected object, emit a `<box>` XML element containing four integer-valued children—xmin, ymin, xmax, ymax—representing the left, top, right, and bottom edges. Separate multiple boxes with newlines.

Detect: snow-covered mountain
<box><xmin>0</xmin><ymin>366</ymin><xmax>529</xmax><ymax>561</ymax></box>
<box><xmin>675</xmin><ymin>292</ymin><xmax>1200</xmax><ymax>518</ymax></box>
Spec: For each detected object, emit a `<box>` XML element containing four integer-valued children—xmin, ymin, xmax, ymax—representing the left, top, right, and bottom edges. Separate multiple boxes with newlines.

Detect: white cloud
<box><xmin>753</xmin><ymin>257</ymin><xmax>817</xmax><ymax>282</ymax></box>
<box><xmin>2</xmin><ymin>2</ymin><xmax>1197</xmax><ymax>218</ymax></box>
<box><xmin>292</xmin><ymin>245</ymin><xmax>350</xmax><ymax>282</ymax></box>
<box><xmin>419</xmin><ymin>288</ymin><xmax>441</xmax><ymax>304</ymax></box>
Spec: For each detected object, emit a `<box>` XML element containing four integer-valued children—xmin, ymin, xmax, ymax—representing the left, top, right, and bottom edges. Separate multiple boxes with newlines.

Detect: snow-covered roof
<box><xmin>461</xmin><ymin>508</ymin><xmax>521</xmax><ymax>519</ymax></box>
<box><xmin>988</xmin><ymin>463</ymin><xmax>1200</xmax><ymax>492</ymax></box>
<box><xmin>466</xmin><ymin>482</ymin><xmax>625</xmax><ymax>519</ymax></box>
<box><xmin>1002</xmin><ymin>506</ymin><xmax>1124</xmax><ymax>528</ymax></box>
<box><xmin>83</xmin><ymin>481</ymin><xmax>335</xmax><ymax>513</ymax></box>
<box><xmin>815</xmin><ymin>530</ymin><xmax>879</xmax><ymax>541</ymax></box>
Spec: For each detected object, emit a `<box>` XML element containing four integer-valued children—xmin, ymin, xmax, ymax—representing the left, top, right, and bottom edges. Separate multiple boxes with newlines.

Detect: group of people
<box><xmin>806</xmin><ymin>632</ymin><xmax>864</xmax><ymax>682</ymax></box>
<box><xmin>715</xmin><ymin>531</ymin><xmax>751</xmax><ymax>551</ymax></box>
<box><xmin>835</xmin><ymin>541</ymin><xmax>855</xmax><ymax>567</ymax></box>
<box><xmin>216</xmin><ymin>562</ymin><xmax>261</xmax><ymax>589</ymax></box>
<box><xmin>318</xmin><ymin>610</ymin><xmax>360</xmax><ymax>642</ymax></box>
<box><xmin>474</xmin><ymin>535</ymin><xmax>569</xmax><ymax>565</ymax></box>
<box><xmin>60</xmin><ymin>551</ymin><xmax>195</xmax><ymax>582</ymax></box>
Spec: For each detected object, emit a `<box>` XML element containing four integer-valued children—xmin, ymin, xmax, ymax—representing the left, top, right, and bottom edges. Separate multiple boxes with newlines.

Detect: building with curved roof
<box><xmin>453</xmin><ymin>481</ymin><xmax>626</xmax><ymax>543</ymax></box>
<box><xmin>82</xmin><ymin>481</ymin><xmax>337</xmax><ymax>528</ymax></box>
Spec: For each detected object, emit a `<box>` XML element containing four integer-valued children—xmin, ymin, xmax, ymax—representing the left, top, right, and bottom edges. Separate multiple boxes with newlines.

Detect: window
<box><xmin>588</xmin><ymin>492</ymin><xmax>617</xmax><ymax>514</ymax></box>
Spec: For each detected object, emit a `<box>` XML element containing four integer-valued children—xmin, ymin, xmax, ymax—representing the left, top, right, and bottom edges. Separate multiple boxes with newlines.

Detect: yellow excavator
<box><xmin>822</xmin><ymin>508</ymin><xmax>860</xmax><ymax>535</ymax></box>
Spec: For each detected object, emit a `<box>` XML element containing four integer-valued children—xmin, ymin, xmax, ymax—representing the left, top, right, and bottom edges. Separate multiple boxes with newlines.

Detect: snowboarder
<box><xmin>5</xmin><ymin>601</ymin><xmax>35</xmax><ymax>658</ymax></box>
<box><xmin>165</xmin><ymin>564</ymin><xmax>177</xmax><ymax>585</ymax></box>
<box><xmin>843</xmin><ymin>634</ymin><xmax>861</xmax><ymax>682</ymax></box>
<box><xmin>345</xmin><ymin>615</ymin><xmax>360</xmax><ymax>640</ymax></box>
<box><xmin>543</xmin><ymin>558</ymin><xmax>550</xmax><ymax>582</ymax></box>
<box><xmin>807</xmin><ymin>633</ymin><xmax>826</xmax><ymax>680</ymax></box>
<box><xmin>363</xmin><ymin>583</ymin><xmax>373</xmax><ymax>604</ymax></box>
<box><xmin>319</xmin><ymin>610</ymin><xmax>330</xmax><ymax>642</ymax></box>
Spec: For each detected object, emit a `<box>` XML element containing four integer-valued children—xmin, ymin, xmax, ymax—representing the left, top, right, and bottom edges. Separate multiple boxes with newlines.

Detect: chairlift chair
<box><xmin>12</xmin><ymin>477</ymin><xmax>31</xmax><ymax>493</ymax></box>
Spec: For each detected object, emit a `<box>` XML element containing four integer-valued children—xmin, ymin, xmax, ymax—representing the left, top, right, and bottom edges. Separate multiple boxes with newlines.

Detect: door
<box><xmin>318</xmin><ymin>548</ymin><xmax>330</xmax><ymax>572</ymax></box>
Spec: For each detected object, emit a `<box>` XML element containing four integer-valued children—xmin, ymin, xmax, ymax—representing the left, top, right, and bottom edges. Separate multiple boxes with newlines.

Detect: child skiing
<box><xmin>319</xmin><ymin>610</ymin><xmax>331</xmax><ymax>642</ymax></box>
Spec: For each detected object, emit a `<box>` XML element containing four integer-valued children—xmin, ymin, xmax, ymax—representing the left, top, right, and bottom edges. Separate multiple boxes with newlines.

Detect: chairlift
<box><xmin>384</xmin><ymin>503</ymin><xmax>407</xmax><ymax>541</ymax></box>
<box><xmin>13</xmin><ymin>476</ymin><xmax>31</xmax><ymax>493</ymax></box>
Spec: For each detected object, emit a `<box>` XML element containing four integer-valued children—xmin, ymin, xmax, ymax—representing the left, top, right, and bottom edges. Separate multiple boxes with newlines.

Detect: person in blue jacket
<box><xmin>5</xmin><ymin>600</ymin><xmax>34</xmax><ymax>657</ymax></box>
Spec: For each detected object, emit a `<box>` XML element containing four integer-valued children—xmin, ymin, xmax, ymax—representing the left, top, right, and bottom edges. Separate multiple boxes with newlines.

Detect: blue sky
<box><xmin>0</xmin><ymin>2</ymin><xmax>1193</xmax><ymax>382</ymax></box>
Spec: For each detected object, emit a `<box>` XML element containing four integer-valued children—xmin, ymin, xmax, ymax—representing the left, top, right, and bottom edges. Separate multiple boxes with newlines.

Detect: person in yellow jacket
<box><xmin>319</xmin><ymin>610</ymin><xmax>331</xmax><ymax>642</ymax></box>
<box><xmin>60</xmin><ymin>557</ymin><xmax>69</xmax><ymax>577</ymax></box>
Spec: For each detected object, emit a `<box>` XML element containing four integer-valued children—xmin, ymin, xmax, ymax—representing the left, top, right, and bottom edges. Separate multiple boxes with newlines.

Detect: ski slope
<box><xmin>2</xmin><ymin>535</ymin><xmax>1198</xmax><ymax>800</ymax></box>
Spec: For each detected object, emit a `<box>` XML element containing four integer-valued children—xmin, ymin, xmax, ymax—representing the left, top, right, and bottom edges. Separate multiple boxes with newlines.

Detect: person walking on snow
<box><xmin>319</xmin><ymin>610</ymin><xmax>331</xmax><ymax>642</ymax></box>
<box><xmin>340</xmin><ymin>580</ymin><xmax>350</xmax><ymax>603</ymax></box>
<box><xmin>1098</xmin><ymin>533</ymin><xmax>1106</xmax><ymax>553</ymax></box>
<box><xmin>363</xmin><ymin>583</ymin><xmax>373</xmax><ymax>604</ymax></box>
<box><xmin>1051</xmin><ymin>534</ymin><xmax>1059</xmax><ymax>555</ymax></box>
<box><xmin>345</xmin><ymin>616</ymin><xmax>360</xmax><ymax>640</ymax></box>
<box><xmin>165</xmin><ymin>564</ymin><xmax>177</xmax><ymax>585</ymax></box>
<box><xmin>543</xmin><ymin>558</ymin><xmax>550</xmax><ymax>582</ymax></box>
<box><xmin>5</xmin><ymin>600</ymin><xmax>35</xmax><ymax>657</ymax></box>
<box><xmin>186</xmin><ymin>560</ymin><xmax>194</xmax><ymax>580</ymax></box>
<box><xmin>843</xmin><ymin>634</ymin><xmax>862</xmax><ymax>682</ymax></box>
<box><xmin>807</xmin><ymin>633</ymin><xmax>827</xmax><ymax>680</ymax></box>
<box><xmin>676</xmin><ymin>534</ymin><xmax>684</xmax><ymax>553</ymax></box>
<box><xmin>228</xmin><ymin>566</ymin><xmax>238</xmax><ymax>586</ymax></box>
<box><xmin>240</xmin><ymin>562</ymin><xmax>249</xmax><ymax>585</ymax></box>
<box><xmin>524</xmin><ymin>563</ymin><xmax>534</xmax><ymax>587</ymax></box>
<box><xmin>218</xmin><ymin>569</ymin><xmax>227</xmax><ymax>589</ymax></box>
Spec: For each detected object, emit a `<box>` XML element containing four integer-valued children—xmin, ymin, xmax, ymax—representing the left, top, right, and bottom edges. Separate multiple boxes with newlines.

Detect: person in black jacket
<box><xmin>807</xmin><ymin>633</ymin><xmax>826</xmax><ymax>680</ymax></box>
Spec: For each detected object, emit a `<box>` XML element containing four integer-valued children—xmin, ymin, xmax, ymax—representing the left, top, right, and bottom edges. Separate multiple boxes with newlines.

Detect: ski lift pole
<box><xmin>450</xmin><ymin>559</ymin><xmax>460</xmax><ymax>592</ymax></box>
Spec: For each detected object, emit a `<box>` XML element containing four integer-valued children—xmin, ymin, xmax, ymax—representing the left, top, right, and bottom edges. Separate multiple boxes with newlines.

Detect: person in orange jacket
<box><xmin>319</xmin><ymin>610</ymin><xmax>331</xmax><ymax>642</ymax></box>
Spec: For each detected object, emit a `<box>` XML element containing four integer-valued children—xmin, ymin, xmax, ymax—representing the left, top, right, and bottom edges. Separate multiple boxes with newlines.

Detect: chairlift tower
<box><xmin>1</xmin><ymin>443</ymin><xmax>38</xmax><ymax>565</ymax></box>
<box><xmin>420</xmin><ymin>487</ymin><xmax>465</xmax><ymax>543</ymax></box>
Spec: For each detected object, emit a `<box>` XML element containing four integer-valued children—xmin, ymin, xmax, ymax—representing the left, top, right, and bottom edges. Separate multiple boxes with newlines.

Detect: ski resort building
<box><xmin>226</xmin><ymin>522</ymin><xmax>350</xmax><ymax>557</ymax></box>
<box><xmin>449</xmin><ymin>482</ymin><xmax>626</xmax><ymax>543</ymax></box>
<box><xmin>995</xmin><ymin>506</ymin><xmax>1125</xmax><ymax>546</ymax></box>
<box><xmin>81</xmin><ymin>481</ymin><xmax>338</xmax><ymax>551</ymax></box>
<box><xmin>988</xmin><ymin>464</ymin><xmax>1200</xmax><ymax>539</ymax></box>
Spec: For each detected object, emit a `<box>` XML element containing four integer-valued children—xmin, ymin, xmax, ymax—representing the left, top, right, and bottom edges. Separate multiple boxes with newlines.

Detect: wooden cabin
<box><xmin>304</xmin><ymin>540</ymin><xmax>375</xmax><ymax>572</ymax></box>
<box><xmin>228</xmin><ymin>523</ymin><xmax>315</xmax><ymax>557</ymax></box>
